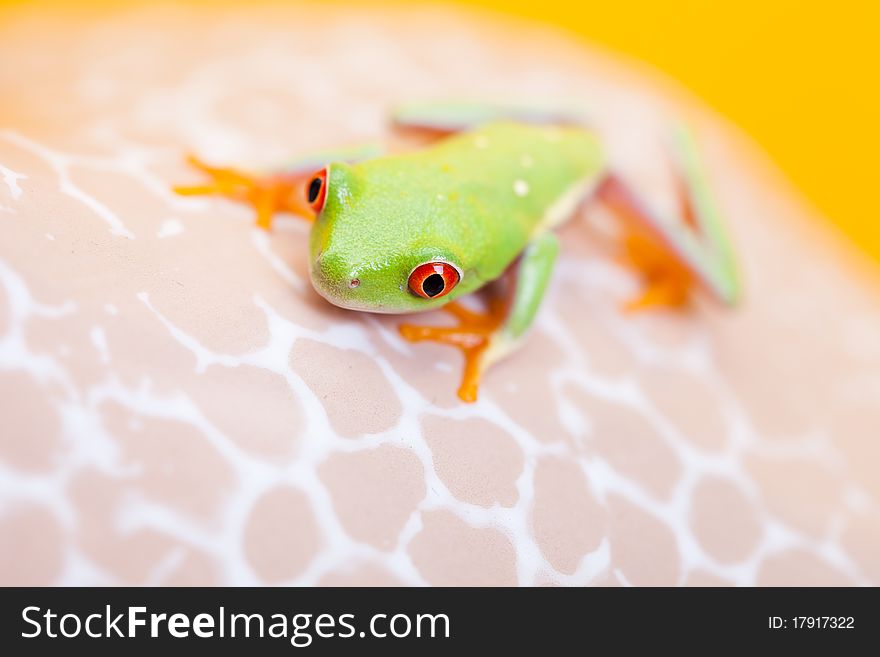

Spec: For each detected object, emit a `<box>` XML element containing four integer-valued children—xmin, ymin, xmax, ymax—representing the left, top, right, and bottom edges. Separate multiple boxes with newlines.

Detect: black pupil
<box><xmin>422</xmin><ymin>273</ymin><xmax>445</xmax><ymax>297</ymax></box>
<box><xmin>307</xmin><ymin>176</ymin><xmax>323</xmax><ymax>203</ymax></box>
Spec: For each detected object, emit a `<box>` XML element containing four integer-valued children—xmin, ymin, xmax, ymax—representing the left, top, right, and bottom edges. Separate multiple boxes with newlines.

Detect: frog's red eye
<box><xmin>408</xmin><ymin>261</ymin><xmax>460</xmax><ymax>299</ymax></box>
<box><xmin>306</xmin><ymin>168</ymin><xmax>327</xmax><ymax>213</ymax></box>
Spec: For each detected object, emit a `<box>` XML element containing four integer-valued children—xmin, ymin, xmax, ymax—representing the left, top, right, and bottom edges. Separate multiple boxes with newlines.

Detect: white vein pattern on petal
<box><xmin>1</xmin><ymin>164</ymin><xmax>27</xmax><ymax>200</ymax></box>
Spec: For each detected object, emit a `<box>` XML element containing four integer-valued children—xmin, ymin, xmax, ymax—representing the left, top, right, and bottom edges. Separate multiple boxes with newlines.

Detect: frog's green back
<box><xmin>309</xmin><ymin>121</ymin><xmax>603</xmax><ymax>313</ymax></box>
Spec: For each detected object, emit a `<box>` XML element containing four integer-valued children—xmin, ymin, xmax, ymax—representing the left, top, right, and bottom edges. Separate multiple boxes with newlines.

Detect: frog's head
<box><xmin>306</xmin><ymin>162</ymin><xmax>467</xmax><ymax>314</ymax></box>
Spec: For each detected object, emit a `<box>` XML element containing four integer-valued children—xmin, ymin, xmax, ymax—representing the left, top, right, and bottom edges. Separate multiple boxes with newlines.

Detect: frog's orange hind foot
<box><xmin>173</xmin><ymin>154</ymin><xmax>312</xmax><ymax>230</ymax></box>
<box><xmin>617</xmin><ymin>229</ymin><xmax>694</xmax><ymax>312</ymax></box>
<box><xmin>624</xmin><ymin>278</ymin><xmax>691</xmax><ymax>312</ymax></box>
<box><xmin>399</xmin><ymin>299</ymin><xmax>507</xmax><ymax>402</ymax></box>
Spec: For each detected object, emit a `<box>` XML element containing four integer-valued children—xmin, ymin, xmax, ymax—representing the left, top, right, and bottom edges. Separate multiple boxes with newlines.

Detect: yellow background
<box><xmin>455</xmin><ymin>0</ymin><xmax>880</xmax><ymax>262</ymax></box>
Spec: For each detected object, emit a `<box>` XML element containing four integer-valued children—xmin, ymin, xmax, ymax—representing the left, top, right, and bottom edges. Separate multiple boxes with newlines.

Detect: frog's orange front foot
<box><xmin>173</xmin><ymin>154</ymin><xmax>313</xmax><ymax>230</ymax></box>
<box><xmin>399</xmin><ymin>299</ymin><xmax>507</xmax><ymax>402</ymax></box>
<box><xmin>617</xmin><ymin>229</ymin><xmax>694</xmax><ymax>312</ymax></box>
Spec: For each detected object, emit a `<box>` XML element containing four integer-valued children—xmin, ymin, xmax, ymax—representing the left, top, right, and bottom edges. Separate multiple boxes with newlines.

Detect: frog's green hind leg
<box><xmin>399</xmin><ymin>232</ymin><xmax>559</xmax><ymax>402</ymax></box>
<box><xmin>391</xmin><ymin>100</ymin><xmax>589</xmax><ymax>134</ymax></box>
<box><xmin>595</xmin><ymin>125</ymin><xmax>741</xmax><ymax>308</ymax></box>
<box><xmin>173</xmin><ymin>143</ymin><xmax>384</xmax><ymax>229</ymax></box>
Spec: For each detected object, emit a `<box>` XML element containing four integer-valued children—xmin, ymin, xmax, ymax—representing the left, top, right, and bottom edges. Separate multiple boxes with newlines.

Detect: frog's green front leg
<box><xmin>399</xmin><ymin>232</ymin><xmax>558</xmax><ymax>402</ymax></box>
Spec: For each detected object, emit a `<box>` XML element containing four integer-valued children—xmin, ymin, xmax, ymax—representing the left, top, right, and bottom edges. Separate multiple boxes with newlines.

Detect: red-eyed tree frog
<box><xmin>174</xmin><ymin>101</ymin><xmax>740</xmax><ymax>402</ymax></box>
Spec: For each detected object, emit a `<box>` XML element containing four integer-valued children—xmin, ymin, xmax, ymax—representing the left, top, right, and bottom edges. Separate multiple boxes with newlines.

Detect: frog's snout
<box><xmin>309</xmin><ymin>248</ymin><xmax>418</xmax><ymax>314</ymax></box>
<box><xmin>310</xmin><ymin>250</ymin><xmax>357</xmax><ymax>308</ymax></box>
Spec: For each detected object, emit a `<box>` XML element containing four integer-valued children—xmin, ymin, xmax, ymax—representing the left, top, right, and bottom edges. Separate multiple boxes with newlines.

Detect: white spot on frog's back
<box><xmin>474</xmin><ymin>135</ymin><xmax>490</xmax><ymax>149</ymax></box>
<box><xmin>513</xmin><ymin>179</ymin><xmax>530</xmax><ymax>197</ymax></box>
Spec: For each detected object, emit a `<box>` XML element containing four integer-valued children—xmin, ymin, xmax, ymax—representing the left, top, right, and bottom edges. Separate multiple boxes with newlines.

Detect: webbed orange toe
<box><xmin>399</xmin><ymin>299</ymin><xmax>508</xmax><ymax>402</ymax></box>
<box><xmin>173</xmin><ymin>155</ymin><xmax>313</xmax><ymax>229</ymax></box>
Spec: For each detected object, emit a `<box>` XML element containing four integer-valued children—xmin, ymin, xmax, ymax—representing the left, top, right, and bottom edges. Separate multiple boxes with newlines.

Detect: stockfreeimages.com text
<box><xmin>22</xmin><ymin>606</ymin><xmax>450</xmax><ymax>646</ymax></box>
